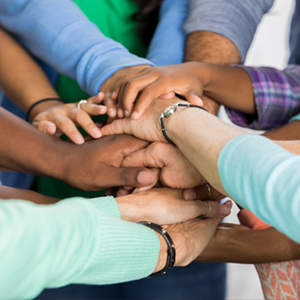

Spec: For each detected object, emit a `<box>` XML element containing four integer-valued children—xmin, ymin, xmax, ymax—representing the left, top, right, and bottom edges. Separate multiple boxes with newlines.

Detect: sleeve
<box><xmin>218</xmin><ymin>134</ymin><xmax>300</xmax><ymax>243</ymax></box>
<box><xmin>0</xmin><ymin>196</ymin><xmax>159</xmax><ymax>299</ymax></box>
<box><xmin>183</xmin><ymin>0</ymin><xmax>274</xmax><ymax>62</ymax></box>
<box><xmin>146</xmin><ymin>0</ymin><xmax>189</xmax><ymax>66</ymax></box>
<box><xmin>0</xmin><ymin>0</ymin><xmax>154</xmax><ymax>96</ymax></box>
<box><xmin>226</xmin><ymin>65</ymin><xmax>300</xmax><ymax>130</ymax></box>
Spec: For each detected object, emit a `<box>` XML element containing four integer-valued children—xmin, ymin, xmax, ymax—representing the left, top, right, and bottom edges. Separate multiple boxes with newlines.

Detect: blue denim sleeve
<box><xmin>0</xmin><ymin>0</ymin><xmax>154</xmax><ymax>95</ymax></box>
<box><xmin>184</xmin><ymin>0</ymin><xmax>274</xmax><ymax>62</ymax></box>
<box><xmin>147</xmin><ymin>0</ymin><xmax>189</xmax><ymax>66</ymax></box>
<box><xmin>218</xmin><ymin>134</ymin><xmax>300</xmax><ymax>243</ymax></box>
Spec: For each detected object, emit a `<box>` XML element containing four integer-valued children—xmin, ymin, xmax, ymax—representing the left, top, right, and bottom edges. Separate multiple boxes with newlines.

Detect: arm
<box><xmin>0</xmin><ymin>0</ymin><xmax>153</xmax><ymax>96</ymax></box>
<box><xmin>100</xmin><ymin>98</ymin><xmax>300</xmax><ymax>243</ymax></box>
<box><xmin>0</xmin><ymin>195</ymin><xmax>220</xmax><ymax>298</ymax></box>
<box><xmin>146</xmin><ymin>0</ymin><xmax>189</xmax><ymax>66</ymax></box>
<box><xmin>226</xmin><ymin>65</ymin><xmax>300</xmax><ymax>130</ymax></box>
<box><xmin>184</xmin><ymin>0</ymin><xmax>274</xmax><ymax>63</ymax></box>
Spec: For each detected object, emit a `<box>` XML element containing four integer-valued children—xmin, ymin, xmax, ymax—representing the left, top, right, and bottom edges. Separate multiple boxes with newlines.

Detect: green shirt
<box><xmin>38</xmin><ymin>0</ymin><xmax>147</xmax><ymax>198</ymax></box>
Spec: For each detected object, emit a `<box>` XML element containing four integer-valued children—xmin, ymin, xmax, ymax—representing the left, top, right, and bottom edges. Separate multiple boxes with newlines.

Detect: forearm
<box><xmin>201</xmin><ymin>64</ymin><xmax>255</xmax><ymax>114</ymax></box>
<box><xmin>184</xmin><ymin>0</ymin><xmax>273</xmax><ymax>62</ymax></box>
<box><xmin>0</xmin><ymin>107</ymin><xmax>69</xmax><ymax>179</ymax></box>
<box><xmin>185</xmin><ymin>31</ymin><xmax>241</xmax><ymax>64</ymax></box>
<box><xmin>0</xmin><ymin>28</ymin><xmax>59</xmax><ymax>112</ymax></box>
<box><xmin>166</xmin><ymin>107</ymin><xmax>244</xmax><ymax>195</ymax></box>
<box><xmin>0</xmin><ymin>197</ymin><xmax>159</xmax><ymax>298</ymax></box>
<box><xmin>198</xmin><ymin>227</ymin><xmax>300</xmax><ymax>264</ymax></box>
<box><xmin>0</xmin><ymin>186</ymin><xmax>59</xmax><ymax>204</ymax></box>
<box><xmin>0</xmin><ymin>0</ymin><xmax>153</xmax><ymax>96</ymax></box>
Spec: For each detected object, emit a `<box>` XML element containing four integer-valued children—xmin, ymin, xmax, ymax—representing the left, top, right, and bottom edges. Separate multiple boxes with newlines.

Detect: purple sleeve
<box><xmin>226</xmin><ymin>65</ymin><xmax>300</xmax><ymax>130</ymax></box>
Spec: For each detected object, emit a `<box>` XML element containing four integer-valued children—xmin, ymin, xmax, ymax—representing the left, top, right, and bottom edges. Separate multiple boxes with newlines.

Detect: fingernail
<box><xmin>184</xmin><ymin>190</ymin><xmax>197</xmax><ymax>200</ymax></box>
<box><xmin>108</xmin><ymin>109</ymin><xmax>116</xmax><ymax>117</ymax></box>
<box><xmin>124</xmin><ymin>110</ymin><xmax>130</xmax><ymax>117</ymax></box>
<box><xmin>132</xmin><ymin>112</ymin><xmax>139</xmax><ymax>119</ymax></box>
<box><xmin>118</xmin><ymin>108</ymin><xmax>123</xmax><ymax>117</ymax></box>
<box><xmin>112</xmin><ymin>91</ymin><xmax>116</xmax><ymax>99</ymax></box>
<box><xmin>221</xmin><ymin>203</ymin><xmax>232</xmax><ymax>216</ymax></box>
<box><xmin>91</xmin><ymin>128</ymin><xmax>101</xmax><ymax>138</ymax></box>
<box><xmin>75</xmin><ymin>134</ymin><xmax>84</xmax><ymax>144</ymax></box>
<box><xmin>137</xmin><ymin>170</ymin><xmax>155</xmax><ymax>185</ymax></box>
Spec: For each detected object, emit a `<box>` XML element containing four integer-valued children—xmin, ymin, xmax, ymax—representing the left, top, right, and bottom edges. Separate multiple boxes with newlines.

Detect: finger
<box><xmin>103</xmin><ymin>96</ymin><xmax>117</xmax><ymax>118</ymax></box>
<box><xmin>122</xmin><ymin>148</ymin><xmax>160</xmax><ymax>168</ymax></box>
<box><xmin>131</xmin><ymin>168</ymin><xmax>160</xmax><ymax>193</ymax></box>
<box><xmin>103</xmin><ymin>167</ymin><xmax>155</xmax><ymax>188</ymax></box>
<box><xmin>88</xmin><ymin>92</ymin><xmax>105</xmax><ymax>104</ymax></box>
<box><xmin>52</xmin><ymin>114</ymin><xmax>85</xmax><ymax>144</ymax></box>
<box><xmin>131</xmin><ymin>80</ymin><xmax>174</xmax><ymax>119</ymax></box>
<box><xmin>159</xmin><ymin>92</ymin><xmax>176</xmax><ymax>100</ymax></box>
<box><xmin>198</xmin><ymin>200</ymin><xmax>232</xmax><ymax>219</ymax></box>
<box><xmin>100</xmin><ymin>119</ymin><xmax>129</xmax><ymax>136</ymax></box>
<box><xmin>183</xmin><ymin>184</ymin><xmax>224</xmax><ymax>201</ymax></box>
<box><xmin>185</xmin><ymin>93</ymin><xmax>204</xmax><ymax>106</ymax></box>
<box><xmin>34</xmin><ymin>120</ymin><xmax>57</xmax><ymax>136</ymax></box>
<box><xmin>80</xmin><ymin>102</ymin><xmax>107</xmax><ymax>116</ymax></box>
<box><xmin>119</xmin><ymin>73</ymin><xmax>162</xmax><ymax>117</ymax></box>
<box><xmin>68</xmin><ymin>108</ymin><xmax>102</xmax><ymax>139</ymax></box>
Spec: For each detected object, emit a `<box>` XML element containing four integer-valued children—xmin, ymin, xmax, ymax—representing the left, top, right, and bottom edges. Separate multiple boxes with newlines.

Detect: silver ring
<box><xmin>205</xmin><ymin>183</ymin><xmax>211</xmax><ymax>198</ymax></box>
<box><xmin>202</xmin><ymin>202</ymin><xmax>212</xmax><ymax>218</ymax></box>
<box><xmin>77</xmin><ymin>99</ymin><xmax>87</xmax><ymax>109</ymax></box>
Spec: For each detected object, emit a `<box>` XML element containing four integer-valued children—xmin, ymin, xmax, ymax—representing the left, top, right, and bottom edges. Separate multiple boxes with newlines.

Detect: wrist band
<box><xmin>26</xmin><ymin>98</ymin><xmax>65</xmax><ymax>122</ymax></box>
<box><xmin>139</xmin><ymin>221</ymin><xmax>175</xmax><ymax>277</ymax></box>
<box><xmin>160</xmin><ymin>102</ymin><xmax>208</xmax><ymax>145</ymax></box>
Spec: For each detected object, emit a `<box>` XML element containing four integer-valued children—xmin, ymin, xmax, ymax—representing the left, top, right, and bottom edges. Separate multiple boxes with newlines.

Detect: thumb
<box><xmin>107</xmin><ymin>167</ymin><xmax>155</xmax><ymax>188</ymax></box>
<box><xmin>185</xmin><ymin>92</ymin><xmax>203</xmax><ymax>106</ymax></box>
<box><xmin>34</xmin><ymin>120</ymin><xmax>57</xmax><ymax>135</ymax></box>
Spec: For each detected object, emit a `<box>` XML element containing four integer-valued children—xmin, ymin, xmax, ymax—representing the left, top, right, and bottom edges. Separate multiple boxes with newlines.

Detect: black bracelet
<box><xmin>160</xmin><ymin>102</ymin><xmax>208</xmax><ymax>145</ymax></box>
<box><xmin>138</xmin><ymin>221</ymin><xmax>175</xmax><ymax>278</ymax></box>
<box><xmin>26</xmin><ymin>98</ymin><xmax>66</xmax><ymax>122</ymax></box>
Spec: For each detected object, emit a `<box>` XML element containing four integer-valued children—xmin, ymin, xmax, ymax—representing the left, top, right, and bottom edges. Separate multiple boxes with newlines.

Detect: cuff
<box><xmin>87</xmin><ymin>196</ymin><xmax>120</xmax><ymax>218</ymax></box>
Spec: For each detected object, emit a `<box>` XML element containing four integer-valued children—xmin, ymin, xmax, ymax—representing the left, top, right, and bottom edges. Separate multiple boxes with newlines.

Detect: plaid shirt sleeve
<box><xmin>225</xmin><ymin>65</ymin><xmax>300</xmax><ymax>130</ymax></box>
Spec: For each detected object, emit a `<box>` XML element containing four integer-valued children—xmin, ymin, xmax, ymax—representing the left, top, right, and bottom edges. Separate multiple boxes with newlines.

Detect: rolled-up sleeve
<box><xmin>226</xmin><ymin>65</ymin><xmax>300</xmax><ymax>130</ymax></box>
<box><xmin>184</xmin><ymin>0</ymin><xmax>274</xmax><ymax>61</ymax></box>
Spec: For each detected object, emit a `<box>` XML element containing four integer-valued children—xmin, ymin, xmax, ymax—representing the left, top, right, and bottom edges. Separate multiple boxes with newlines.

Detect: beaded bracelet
<box><xmin>139</xmin><ymin>221</ymin><xmax>175</xmax><ymax>277</ymax></box>
<box><xmin>160</xmin><ymin>102</ymin><xmax>208</xmax><ymax>145</ymax></box>
<box><xmin>26</xmin><ymin>98</ymin><xmax>66</xmax><ymax>122</ymax></box>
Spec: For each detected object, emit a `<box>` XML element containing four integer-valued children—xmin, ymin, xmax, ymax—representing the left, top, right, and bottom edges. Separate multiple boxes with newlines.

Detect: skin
<box><xmin>0</xmin><ymin>107</ymin><xmax>158</xmax><ymax>191</ymax></box>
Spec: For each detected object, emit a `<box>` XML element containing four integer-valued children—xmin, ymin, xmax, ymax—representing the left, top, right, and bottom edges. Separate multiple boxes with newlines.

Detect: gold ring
<box><xmin>205</xmin><ymin>183</ymin><xmax>211</xmax><ymax>198</ymax></box>
<box><xmin>202</xmin><ymin>202</ymin><xmax>212</xmax><ymax>218</ymax></box>
<box><xmin>77</xmin><ymin>99</ymin><xmax>87</xmax><ymax>109</ymax></box>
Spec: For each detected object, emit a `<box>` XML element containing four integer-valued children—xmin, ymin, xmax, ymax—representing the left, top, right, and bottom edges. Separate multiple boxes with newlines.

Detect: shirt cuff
<box><xmin>87</xmin><ymin>196</ymin><xmax>120</xmax><ymax>218</ymax></box>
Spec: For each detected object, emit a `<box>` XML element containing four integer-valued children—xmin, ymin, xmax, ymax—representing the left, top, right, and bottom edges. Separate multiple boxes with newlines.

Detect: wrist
<box><xmin>29</xmin><ymin>98</ymin><xmax>64</xmax><ymax>120</ymax></box>
<box><xmin>153</xmin><ymin>233</ymin><xmax>168</xmax><ymax>273</ymax></box>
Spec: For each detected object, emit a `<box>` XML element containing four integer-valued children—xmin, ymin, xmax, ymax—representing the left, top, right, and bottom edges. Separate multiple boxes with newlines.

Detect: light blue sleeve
<box><xmin>218</xmin><ymin>134</ymin><xmax>300</xmax><ymax>243</ymax></box>
<box><xmin>183</xmin><ymin>0</ymin><xmax>274</xmax><ymax>62</ymax></box>
<box><xmin>147</xmin><ymin>0</ymin><xmax>189</xmax><ymax>66</ymax></box>
<box><xmin>0</xmin><ymin>196</ymin><xmax>159</xmax><ymax>299</ymax></box>
<box><xmin>0</xmin><ymin>0</ymin><xmax>154</xmax><ymax>96</ymax></box>
<box><xmin>289</xmin><ymin>113</ymin><xmax>300</xmax><ymax>122</ymax></box>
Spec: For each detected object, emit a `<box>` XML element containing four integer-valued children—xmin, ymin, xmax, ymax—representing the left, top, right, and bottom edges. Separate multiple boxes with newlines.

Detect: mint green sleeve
<box><xmin>0</xmin><ymin>196</ymin><xmax>159</xmax><ymax>299</ymax></box>
<box><xmin>218</xmin><ymin>134</ymin><xmax>300</xmax><ymax>243</ymax></box>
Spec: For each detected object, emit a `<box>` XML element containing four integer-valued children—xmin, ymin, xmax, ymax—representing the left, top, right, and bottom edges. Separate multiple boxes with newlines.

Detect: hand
<box><xmin>112</xmin><ymin>62</ymin><xmax>205</xmax><ymax>119</ymax></box>
<box><xmin>32</xmin><ymin>93</ymin><xmax>107</xmax><ymax>144</ymax></box>
<box><xmin>116</xmin><ymin>187</ymin><xmax>232</xmax><ymax>225</ymax></box>
<box><xmin>59</xmin><ymin>134</ymin><xmax>156</xmax><ymax>190</ymax></box>
<box><xmin>101</xmin><ymin>97</ymin><xmax>183</xmax><ymax>142</ymax></box>
<box><xmin>99</xmin><ymin>65</ymin><xmax>152</xmax><ymax>118</ymax></box>
<box><xmin>164</xmin><ymin>217</ymin><xmax>221</xmax><ymax>268</ymax></box>
<box><xmin>122</xmin><ymin>142</ymin><xmax>206</xmax><ymax>190</ymax></box>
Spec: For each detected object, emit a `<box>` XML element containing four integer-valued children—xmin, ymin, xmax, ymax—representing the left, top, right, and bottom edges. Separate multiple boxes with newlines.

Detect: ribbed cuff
<box><xmin>87</xmin><ymin>196</ymin><xmax>120</xmax><ymax>218</ymax></box>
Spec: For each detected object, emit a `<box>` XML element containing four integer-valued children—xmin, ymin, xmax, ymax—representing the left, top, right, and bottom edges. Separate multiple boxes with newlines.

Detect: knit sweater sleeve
<box><xmin>0</xmin><ymin>196</ymin><xmax>159</xmax><ymax>299</ymax></box>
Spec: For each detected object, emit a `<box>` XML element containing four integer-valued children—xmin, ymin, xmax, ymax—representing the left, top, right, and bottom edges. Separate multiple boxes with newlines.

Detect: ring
<box><xmin>202</xmin><ymin>202</ymin><xmax>212</xmax><ymax>218</ymax></box>
<box><xmin>77</xmin><ymin>99</ymin><xmax>87</xmax><ymax>109</ymax></box>
<box><xmin>205</xmin><ymin>183</ymin><xmax>211</xmax><ymax>198</ymax></box>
